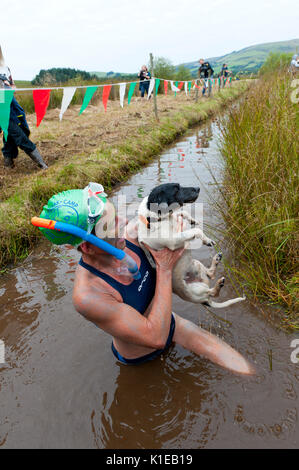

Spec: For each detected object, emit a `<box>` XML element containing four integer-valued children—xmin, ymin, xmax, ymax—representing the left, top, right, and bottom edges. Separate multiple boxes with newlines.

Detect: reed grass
<box><xmin>218</xmin><ymin>65</ymin><xmax>298</xmax><ymax>328</ymax></box>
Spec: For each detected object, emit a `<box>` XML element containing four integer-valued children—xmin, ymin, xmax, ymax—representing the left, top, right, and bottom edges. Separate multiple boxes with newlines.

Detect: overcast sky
<box><xmin>1</xmin><ymin>0</ymin><xmax>298</xmax><ymax>80</ymax></box>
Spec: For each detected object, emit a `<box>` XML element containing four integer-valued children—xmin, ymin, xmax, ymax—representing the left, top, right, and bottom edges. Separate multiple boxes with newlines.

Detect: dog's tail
<box><xmin>208</xmin><ymin>297</ymin><xmax>246</xmax><ymax>309</ymax></box>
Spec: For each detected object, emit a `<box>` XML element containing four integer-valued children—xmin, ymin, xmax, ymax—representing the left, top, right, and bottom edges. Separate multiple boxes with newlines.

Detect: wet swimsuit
<box><xmin>78</xmin><ymin>239</ymin><xmax>176</xmax><ymax>365</ymax></box>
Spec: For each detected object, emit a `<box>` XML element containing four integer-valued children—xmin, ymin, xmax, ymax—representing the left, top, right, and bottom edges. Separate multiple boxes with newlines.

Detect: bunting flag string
<box><xmin>59</xmin><ymin>87</ymin><xmax>76</xmax><ymax>121</ymax></box>
<box><xmin>102</xmin><ymin>84</ymin><xmax>112</xmax><ymax>112</ymax></box>
<box><xmin>33</xmin><ymin>89</ymin><xmax>51</xmax><ymax>127</ymax></box>
<box><xmin>0</xmin><ymin>74</ymin><xmax>232</xmax><ymax>128</ymax></box>
<box><xmin>0</xmin><ymin>89</ymin><xmax>14</xmax><ymax>139</ymax></box>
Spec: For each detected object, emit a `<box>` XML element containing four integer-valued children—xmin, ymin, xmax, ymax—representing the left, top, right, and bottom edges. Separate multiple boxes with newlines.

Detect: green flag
<box><xmin>188</xmin><ymin>81</ymin><xmax>192</xmax><ymax>93</ymax></box>
<box><xmin>175</xmin><ymin>81</ymin><xmax>178</xmax><ymax>97</ymax></box>
<box><xmin>79</xmin><ymin>86</ymin><xmax>98</xmax><ymax>115</ymax></box>
<box><xmin>155</xmin><ymin>79</ymin><xmax>160</xmax><ymax>96</ymax></box>
<box><xmin>128</xmin><ymin>82</ymin><xmax>136</xmax><ymax>105</ymax></box>
<box><xmin>0</xmin><ymin>89</ymin><xmax>14</xmax><ymax>139</ymax></box>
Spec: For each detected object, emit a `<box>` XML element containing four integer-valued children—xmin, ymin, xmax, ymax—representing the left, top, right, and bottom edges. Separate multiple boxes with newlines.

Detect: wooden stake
<box><xmin>195</xmin><ymin>79</ymin><xmax>199</xmax><ymax>102</ymax></box>
<box><xmin>150</xmin><ymin>53</ymin><xmax>159</xmax><ymax>121</ymax></box>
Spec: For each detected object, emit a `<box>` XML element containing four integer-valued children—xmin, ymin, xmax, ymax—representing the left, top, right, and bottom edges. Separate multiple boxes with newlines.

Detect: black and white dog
<box><xmin>138</xmin><ymin>183</ymin><xmax>245</xmax><ymax>308</ymax></box>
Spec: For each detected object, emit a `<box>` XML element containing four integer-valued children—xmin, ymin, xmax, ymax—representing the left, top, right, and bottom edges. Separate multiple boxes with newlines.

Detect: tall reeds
<box><xmin>218</xmin><ymin>59</ymin><xmax>298</xmax><ymax>327</ymax></box>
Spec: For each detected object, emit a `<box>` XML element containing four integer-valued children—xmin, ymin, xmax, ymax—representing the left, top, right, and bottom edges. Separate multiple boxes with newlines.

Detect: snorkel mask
<box><xmin>33</xmin><ymin>183</ymin><xmax>140</xmax><ymax>279</ymax></box>
<box><xmin>86</xmin><ymin>182</ymin><xmax>107</xmax><ymax>234</ymax></box>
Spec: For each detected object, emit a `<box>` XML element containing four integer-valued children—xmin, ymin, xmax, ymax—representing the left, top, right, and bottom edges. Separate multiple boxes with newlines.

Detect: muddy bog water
<box><xmin>0</xmin><ymin>117</ymin><xmax>298</xmax><ymax>449</ymax></box>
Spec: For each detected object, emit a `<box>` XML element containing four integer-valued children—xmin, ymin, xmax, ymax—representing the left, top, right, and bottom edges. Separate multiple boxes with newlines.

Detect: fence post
<box><xmin>150</xmin><ymin>53</ymin><xmax>159</xmax><ymax>121</ymax></box>
<box><xmin>195</xmin><ymin>79</ymin><xmax>199</xmax><ymax>102</ymax></box>
<box><xmin>209</xmin><ymin>78</ymin><xmax>212</xmax><ymax>97</ymax></box>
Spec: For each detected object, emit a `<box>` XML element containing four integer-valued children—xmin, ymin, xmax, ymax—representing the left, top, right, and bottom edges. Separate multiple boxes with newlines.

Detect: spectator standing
<box><xmin>138</xmin><ymin>65</ymin><xmax>151</xmax><ymax>98</ymax></box>
<box><xmin>221</xmin><ymin>63</ymin><xmax>230</xmax><ymax>78</ymax></box>
<box><xmin>0</xmin><ymin>46</ymin><xmax>48</xmax><ymax>169</ymax></box>
<box><xmin>198</xmin><ymin>58</ymin><xmax>214</xmax><ymax>96</ymax></box>
<box><xmin>290</xmin><ymin>54</ymin><xmax>299</xmax><ymax>74</ymax></box>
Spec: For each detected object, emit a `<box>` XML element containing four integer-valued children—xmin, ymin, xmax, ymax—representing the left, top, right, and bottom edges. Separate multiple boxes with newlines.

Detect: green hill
<box><xmin>180</xmin><ymin>38</ymin><xmax>299</xmax><ymax>75</ymax></box>
<box><xmin>91</xmin><ymin>71</ymin><xmax>135</xmax><ymax>79</ymax></box>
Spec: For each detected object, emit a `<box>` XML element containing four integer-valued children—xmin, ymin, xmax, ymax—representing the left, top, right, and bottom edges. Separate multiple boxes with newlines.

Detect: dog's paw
<box><xmin>205</xmin><ymin>238</ymin><xmax>216</xmax><ymax>247</ymax></box>
<box><xmin>219</xmin><ymin>277</ymin><xmax>225</xmax><ymax>287</ymax></box>
<box><xmin>215</xmin><ymin>252</ymin><xmax>222</xmax><ymax>262</ymax></box>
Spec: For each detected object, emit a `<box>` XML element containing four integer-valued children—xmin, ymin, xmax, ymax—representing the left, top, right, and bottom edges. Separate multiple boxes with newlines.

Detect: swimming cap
<box><xmin>39</xmin><ymin>183</ymin><xmax>107</xmax><ymax>246</ymax></box>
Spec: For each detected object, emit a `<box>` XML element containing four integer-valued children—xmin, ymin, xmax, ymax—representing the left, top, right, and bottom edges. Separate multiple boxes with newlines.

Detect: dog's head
<box><xmin>146</xmin><ymin>183</ymin><xmax>200</xmax><ymax>218</ymax></box>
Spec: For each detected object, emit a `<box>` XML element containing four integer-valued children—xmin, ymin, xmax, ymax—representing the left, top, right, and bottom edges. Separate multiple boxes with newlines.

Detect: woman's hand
<box><xmin>143</xmin><ymin>243</ymin><xmax>185</xmax><ymax>272</ymax></box>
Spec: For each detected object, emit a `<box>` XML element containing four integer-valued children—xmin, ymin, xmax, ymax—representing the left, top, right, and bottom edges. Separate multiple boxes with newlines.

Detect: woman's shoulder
<box><xmin>73</xmin><ymin>264</ymin><xmax>123</xmax><ymax>314</ymax></box>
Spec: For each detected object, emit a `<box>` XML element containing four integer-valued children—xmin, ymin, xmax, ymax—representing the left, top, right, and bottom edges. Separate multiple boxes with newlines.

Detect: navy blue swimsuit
<box><xmin>79</xmin><ymin>239</ymin><xmax>175</xmax><ymax>364</ymax></box>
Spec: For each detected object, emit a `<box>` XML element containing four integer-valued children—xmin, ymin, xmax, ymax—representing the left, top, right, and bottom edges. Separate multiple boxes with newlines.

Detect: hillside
<box><xmin>91</xmin><ymin>71</ymin><xmax>135</xmax><ymax>79</ymax></box>
<box><xmin>180</xmin><ymin>38</ymin><xmax>299</xmax><ymax>75</ymax></box>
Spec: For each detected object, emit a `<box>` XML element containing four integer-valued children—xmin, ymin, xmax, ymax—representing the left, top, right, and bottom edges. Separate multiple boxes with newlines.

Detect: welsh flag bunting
<box><xmin>59</xmin><ymin>87</ymin><xmax>76</xmax><ymax>121</ymax></box>
<box><xmin>33</xmin><ymin>89</ymin><xmax>51</xmax><ymax>127</ymax></box>
<box><xmin>128</xmin><ymin>82</ymin><xmax>136</xmax><ymax>105</ymax></box>
<box><xmin>102</xmin><ymin>85</ymin><xmax>112</xmax><ymax>112</ymax></box>
<box><xmin>0</xmin><ymin>89</ymin><xmax>14</xmax><ymax>139</ymax></box>
<box><xmin>3</xmin><ymin>73</ymin><xmax>224</xmax><ymax>129</ymax></box>
<box><xmin>155</xmin><ymin>79</ymin><xmax>160</xmax><ymax>96</ymax></box>
<box><xmin>79</xmin><ymin>86</ymin><xmax>98</xmax><ymax>115</ymax></box>
<box><xmin>164</xmin><ymin>80</ymin><xmax>168</xmax><ymax>95</ymax></box>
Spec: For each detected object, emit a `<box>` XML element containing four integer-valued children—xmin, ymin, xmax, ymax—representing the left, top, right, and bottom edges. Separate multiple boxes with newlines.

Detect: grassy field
<box><xmin>0</xmin><ymin>81</ymin><xmax>248</xmax><ymax>269</ymax></box>
<box><xmin>217</xmin><ymin>59</ymin><xmax>298</xmax><ymax>328</ymax></box>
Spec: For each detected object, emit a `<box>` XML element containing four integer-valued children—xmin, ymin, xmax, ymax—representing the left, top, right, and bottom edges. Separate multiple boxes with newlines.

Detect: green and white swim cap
<box><xmin>39</xmin><ymin>182</ymin><xmax>107</xmax><ymax>246</ymax></box>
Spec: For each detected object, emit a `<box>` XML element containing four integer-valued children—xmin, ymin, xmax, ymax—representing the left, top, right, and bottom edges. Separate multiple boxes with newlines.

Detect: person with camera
<box><xmin>0</xmin><ymin>47</ymin><xmax>48</xmax><ymax>169</ymax></box>
<box><xmin>138</xmin><ymin>65</ymin><xmax>151</xmax><ymax>98</ymax></box>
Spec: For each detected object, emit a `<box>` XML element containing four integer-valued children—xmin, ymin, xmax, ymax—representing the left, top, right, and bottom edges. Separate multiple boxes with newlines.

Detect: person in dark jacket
<box><xmin>198</xmin><ymin>59</ymin><xmax>214</xmax><ymax>96</ymax></box>
<box><xmin>138</xmin><ymin>65</ymin><xmax>151</xmax><ymax>98</ymax></box>
<box><xmin>0</xmin><ymin>58</ymin><xmax>47</xmax><ymax>169</ymax></box>
<box><xmin>220</xmin><ymin>63</ymin><xmax>231</xmax><ymax>78</ymax></box>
